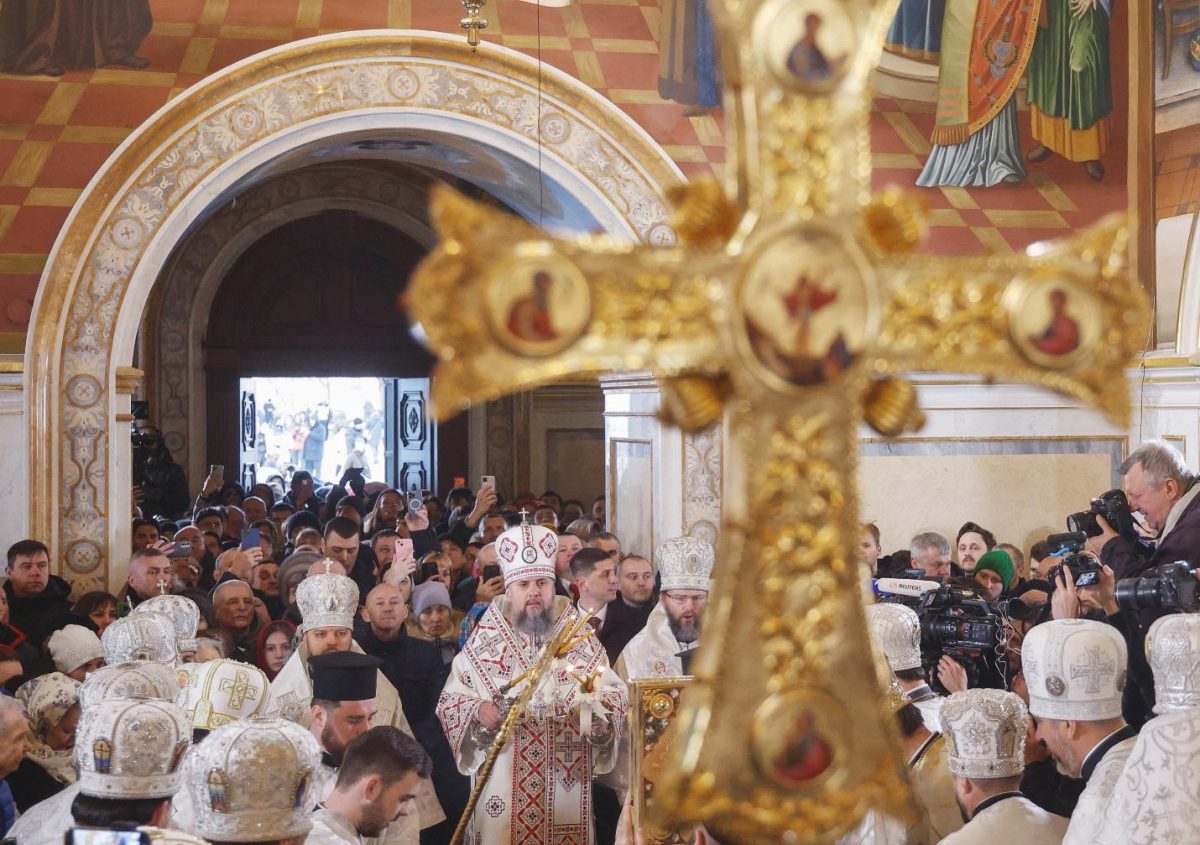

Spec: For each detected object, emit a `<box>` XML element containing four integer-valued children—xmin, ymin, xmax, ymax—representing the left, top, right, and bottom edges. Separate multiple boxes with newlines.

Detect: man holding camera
<box><xmin>1085</xmin><ymin>441</ymin><xmax>1200</xmax><ymax>577</ymax></box>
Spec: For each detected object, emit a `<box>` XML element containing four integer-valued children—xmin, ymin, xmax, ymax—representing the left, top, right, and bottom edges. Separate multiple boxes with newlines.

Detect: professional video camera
<box><xmin>1115</xmin><ymin>560</ymin><xmax>1200</xmax><ymax>614</ymax></box>
<box><xmin>1045</xmin><ymin>531</ymin><xmax>1103</xmax><ymax>589</ymax></box>
<box><xmin>915</xmin><ymin>583</ymin><xmax>1005</xmax><ymax>692</ymax></box>
<box><xmin>875</xmin><ymin>577</ymin><xmax>1007</xmax><ymax>692</ymax></box>
<box><xmin>1066</xmin><ymin>488</ymin><xmax>1139</xmax><ymax>540</ymax></box>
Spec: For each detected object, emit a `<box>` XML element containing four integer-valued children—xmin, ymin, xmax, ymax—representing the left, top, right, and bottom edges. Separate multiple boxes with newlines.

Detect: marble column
<box><xmin>0</xmin><ymin>357</ymin><xmax>28</xmax><ymax>545</ymax></box>
<box><xmin>600</xmin><ymin>373</ymin><xmax>723</xmax><ymax>563</ymax></box>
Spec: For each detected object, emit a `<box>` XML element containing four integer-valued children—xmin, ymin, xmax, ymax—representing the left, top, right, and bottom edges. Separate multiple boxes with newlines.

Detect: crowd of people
<box><xmin>855</xmin><ymin>439</ymin><xmax>1200</xmax><ymax>844</ymax></box>
<box><xmin>0</xmin><ymin>438</ymin><xmax>1197</xmax><ymax>844</ymax></box>
<box><xmin>0</xmin><ymin>462</ymin><xmax>687</xmax><ymax>845</ymax></box>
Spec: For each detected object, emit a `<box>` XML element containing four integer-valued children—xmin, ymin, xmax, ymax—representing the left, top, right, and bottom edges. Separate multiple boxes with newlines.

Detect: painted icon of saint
<box><xmin>771</xmin><ymin>711</ymin><xmax>833</xmax><ymax>784</ymax></box>
<box><xmin>505</xmin><ymin>271</ymin><xmax>559</xmax><ymax>343</ymax></box>
<box><xmin>785</xmin><ymin>13</ymin><xmax>846</xmax><ymax>83</ymax></box>
<box><xmin>747</xmin><ymin>273</ymin><xmax>853</xmax><ymax>385</ymax></box>
<box><xmin>1029</xmin><ymin>288</ymin><xmax>1080</xmax><ymax>356</ymax></box>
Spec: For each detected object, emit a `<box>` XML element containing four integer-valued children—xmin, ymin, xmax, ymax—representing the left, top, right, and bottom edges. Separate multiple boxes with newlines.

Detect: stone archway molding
<box><xmin>151</xmin><ymin>161</ymin><xmax>440</xmax><ymax>489</ymax></box>
<box><xmin>27</xmin><ymin>30</ymin><xmax>682</xmax><ymax>592</ymax></box>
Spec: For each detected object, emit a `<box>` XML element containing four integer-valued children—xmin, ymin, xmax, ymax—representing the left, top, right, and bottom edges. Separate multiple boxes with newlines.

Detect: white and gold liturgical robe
<box><xmin>307</xmin><ymin>805</ymin><xmax>365</xmax><ymax>845</ymax></box>
<box><xmin>1061</xmin><ymin>728</ymin><xmax>1137</xmax><ymax>845</ymax></box>
<box><xmin>437</xmin><ymin>595</ymin><xmax>628</xmax><ymax>845</ymax></box>
<box><xmin>1098</xmin><ymin>709</ymin><xmax>1200</xmax><ymax>845</ymax></box>
<box><xmin>940</xmin><ymin>794</ymin><xmax>1067</xmax><ymax>845</ymax></box>
<box><xmin>268</xmin><ymin>639</ymin><xmax>445</xmax><ymax>841</ymax></box>
<box><xmin>613</xmin><ymin>603</ymin><xmax>692</xmax><ymax>680</ymax></box>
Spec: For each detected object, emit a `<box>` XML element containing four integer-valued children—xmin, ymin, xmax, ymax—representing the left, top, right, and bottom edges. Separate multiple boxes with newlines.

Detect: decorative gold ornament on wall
<box><xmin>460</xmin><ymin>0</ymin><xmax>488</xmax><ymax>50</ymax></box>
<box><xmin>412</xmin><ymin>0</ymin><xmax>1152</xmax><ymax>840</ymax></box>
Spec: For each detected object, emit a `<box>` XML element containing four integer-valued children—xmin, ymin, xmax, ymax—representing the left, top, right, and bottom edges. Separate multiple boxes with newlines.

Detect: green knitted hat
<box><xmin>974</xmin><ymin>549</ymin><xmax>1015</xmax><ymax>590</ymax></box>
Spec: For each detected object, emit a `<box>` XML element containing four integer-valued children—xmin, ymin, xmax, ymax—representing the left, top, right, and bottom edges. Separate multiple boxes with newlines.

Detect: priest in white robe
<box><xmin>269</xmin><ymin>564</ymin><xmax>444</xmax><ymax>840</ymax></box>
<box><xmin>866</xmin><ymin>602</ymin><xmax>943</xmax><ymax>733</ymax></box>
<box><xmin>614</xmin><ymin>536</ymin><xmax>713</xmax><ymax>680</ymax></box>
<box><xmin>1098</xmin><ymin>613</ymin><xmax>1200</xmax><ymax>845</ymax></box>
<box><xmin>1023</xmin><ymin>619</ymin><xmax>1135</xmax><ymax>845</ymax></box>
<box><xmin>437</xmin><ymin>520</ymin><xmax>628</xmax><ymax>845</ymax></box>
<box><xmin>939</xmin><ymin>688</ymin><xmax>1068</xmax><ymax>845</ymax></box>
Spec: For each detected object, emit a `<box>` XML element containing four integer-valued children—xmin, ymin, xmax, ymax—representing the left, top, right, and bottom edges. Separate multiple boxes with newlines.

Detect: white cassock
<box><xmin>836</xmin><ymin>810</ymin><xmax>907</xmax><ymax>845</ymax></box>
<box><xmin>939</xmin><ymin>794</ymin><xmax>1067</xmax><ymax>845</ymax></box>
<box><xmin>307</xmin><ymin>806</ymin><xmax>364</xmax><ymax>845</ymax></box>
<box><xmin>1061</xmin><ymin>730</ymin><xmax>1137</xmax><ymax>845</ymax></box>
<box><xmin>1098</xmin><ymin>711</ymin><xmax>1200</xmax><ymax>845</ymax></box>
<box><xmin>900</xmin><ymin>683</ymin><xmax>943</xmax><ymax>734</ymax></box>
<box><xmin>437</xmin><ymin>595</ymin><xmax>628</xmax><ymax>845</ymax></box>
<box><xmin>5</xmin><ymin>782</ymin><xmax>81</xmax><ymax>845</ymax></box>
<box><xmin>613</xmin><ymin>603</ymin><xmax>693</xmax><ymax>680</ymax></box>
<box><xmin>268</xmin><ymin>639</ymin><xmax>445</xmax><ymax>841</ymax></box>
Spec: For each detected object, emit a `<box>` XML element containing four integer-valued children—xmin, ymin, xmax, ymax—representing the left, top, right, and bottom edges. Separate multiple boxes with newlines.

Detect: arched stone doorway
<box><xmin>26</xmin><ymin>30</ymin><xmax>682</xmax><ymax>592</ymax></box>
<box><xmin>145</xmin><ymin>161</ymin><xmax>441</xmax><ymax>493</ymax></box>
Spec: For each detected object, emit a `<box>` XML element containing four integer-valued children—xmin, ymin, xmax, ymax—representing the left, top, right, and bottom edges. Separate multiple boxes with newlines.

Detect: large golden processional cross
<box><xmin>408</xmin><ymin>0</ymin><xmax>1150</xmax><ymax>840</ymax></box>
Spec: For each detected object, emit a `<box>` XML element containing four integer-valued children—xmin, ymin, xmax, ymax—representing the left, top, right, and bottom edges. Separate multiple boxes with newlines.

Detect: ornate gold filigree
<box><xmin>406</xmin><ymin>1</ymin><xmax>1151</xmax><ymax>841</ymax></box>
<box><xmin>863</xmin><ymin>377</ymin><xmax>925</xmax><ymax>437</ymax></box>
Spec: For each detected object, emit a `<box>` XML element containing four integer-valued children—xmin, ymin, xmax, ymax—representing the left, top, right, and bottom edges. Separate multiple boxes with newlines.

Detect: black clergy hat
<box><xmin>309</xmin><ymin>651</ymin><xmax>382</xmax><ymax>702</ymax></box>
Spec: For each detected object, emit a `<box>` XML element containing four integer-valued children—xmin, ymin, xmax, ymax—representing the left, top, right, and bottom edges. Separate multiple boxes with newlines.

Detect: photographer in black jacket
<box><xmin>1085</xmin><ymin>441</ymin><xmax>1200</xmax><ymax>578</ymax></box>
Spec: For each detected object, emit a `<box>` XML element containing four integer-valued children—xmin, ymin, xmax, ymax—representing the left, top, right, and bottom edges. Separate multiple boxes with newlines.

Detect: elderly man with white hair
<box><xmin>1087</xmin><ymin>439</ymin><xmax>1200</xmax><ymax>577</ymax></box>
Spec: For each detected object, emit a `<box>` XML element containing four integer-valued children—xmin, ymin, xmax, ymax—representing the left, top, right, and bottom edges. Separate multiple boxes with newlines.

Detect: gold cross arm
<box><xmin>873</xmin><ymin>216</ymin><xmax>1148</xmax><ymax>425</ymax></box>
<box><xmin>408</xmin><ymin>187</ymin><xmax>729</xmax><ymax>420</ymax></box>
<box><xmin>407</xmin><ymin>0</ymin><xmax>1150</xmax><ymax>841</ymax></box>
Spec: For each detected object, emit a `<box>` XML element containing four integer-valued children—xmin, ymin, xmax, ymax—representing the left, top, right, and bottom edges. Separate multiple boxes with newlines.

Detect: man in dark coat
<box><xmin>302</xmin><ymin>405</ymin><xmax>331</xmax><ymax>474</ymax></box>
<box><xmin>3</xmin><ymin>540</ymin><xmax>72</xmax><ymax>673</ymax></box>
<box><xmin>1082</xmin><ymin>441</ymin><xmax>1200</xmax><ymax>722</ymax></box>
<box><xmin>1086</xmin><ymin>441</ymin><xmax>1200</xmax><ymax>579</ymax></box>
<box><xmin>132</xmin><ymin>427</ymin><xmax>190</xmax><ymax>520</ymax></box>
<box><xmin>598</xmin><ymin>554</ymin><xmax>657</xmax><ymax>663</ymax></box>
<box><xmin>356</xmin><ymin>582</ymin><xmax>468</xmax><ymax>845</ymax></box>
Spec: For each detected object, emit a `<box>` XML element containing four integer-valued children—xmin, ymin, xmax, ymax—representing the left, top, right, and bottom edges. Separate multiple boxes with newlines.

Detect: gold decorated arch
<box><xmin>26</xmin><ymin>30</ymin><xmax>682</xmax><ymax>592</ymax></box>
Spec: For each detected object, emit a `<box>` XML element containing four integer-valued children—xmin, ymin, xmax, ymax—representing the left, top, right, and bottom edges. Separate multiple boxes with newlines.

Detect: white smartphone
<box><xmin>480</xmin><ymin>475</ymin><xmax>495</xmax><ymax>488</ymax></box>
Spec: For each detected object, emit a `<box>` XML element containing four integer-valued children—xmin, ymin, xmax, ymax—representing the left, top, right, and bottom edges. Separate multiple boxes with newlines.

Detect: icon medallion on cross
<box><xmin>409</xmin><ymin>0</ymin><xmax>1150</xmax><ymax>839</ymax></box>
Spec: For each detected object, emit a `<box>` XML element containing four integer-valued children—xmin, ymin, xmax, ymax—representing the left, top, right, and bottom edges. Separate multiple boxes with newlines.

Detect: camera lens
<box><xmin>1066</xmin><ymin>510</ymin><xmax>1098</xmax><ymax>537</ymax></box>
<box><xmin>1115</xmin><ymin>576</ymin><xmax>1163</xmax><ymax>612</ymax></box>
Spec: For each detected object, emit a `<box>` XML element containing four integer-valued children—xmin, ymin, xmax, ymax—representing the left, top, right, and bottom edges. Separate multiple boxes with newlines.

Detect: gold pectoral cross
<box><xmin>408</xmin><ymin>0</ymin><xmax>1149</xmax><ymax>840</ymax></box>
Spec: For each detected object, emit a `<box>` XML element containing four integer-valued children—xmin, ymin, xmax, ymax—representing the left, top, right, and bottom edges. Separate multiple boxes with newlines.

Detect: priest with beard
<box><xmin>270</xmin><ymin>564</ymin><xmax>444</xmax><ymax>844</ymax></box>
<box><xmin>615</xmin><ymin>536</ymin><xmax>713</xmax><ymax>680</ymax></box>
<box><xmin>307</xmin><ymin>652</ymin><xmax>385</xmax><ymax>801</ymax></box>
<box><xmin>436</xmin><ymin>519</ymin><xmax>628</xmax><ymax>845</ymax></box>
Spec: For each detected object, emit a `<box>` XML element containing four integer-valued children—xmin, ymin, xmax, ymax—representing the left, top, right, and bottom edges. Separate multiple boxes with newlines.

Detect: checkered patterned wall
<box><xmin>0</xmin><ymin>0</ymin><xmax>1188</xmax><ymax>347</ymax></box>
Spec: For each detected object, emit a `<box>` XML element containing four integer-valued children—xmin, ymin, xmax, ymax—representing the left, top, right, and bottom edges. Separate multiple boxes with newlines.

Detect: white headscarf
<box><xmin>16</xmin><ymin>672</ymin><xmax>81</xmax><ymax>783</ymax></box>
